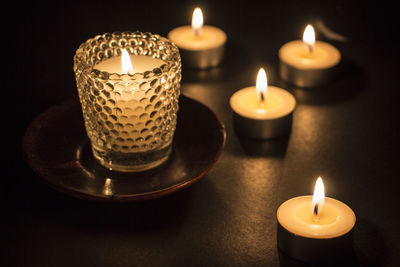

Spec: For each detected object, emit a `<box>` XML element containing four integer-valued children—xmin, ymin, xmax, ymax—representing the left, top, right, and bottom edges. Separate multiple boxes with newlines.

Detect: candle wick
<box><xmin>307</xmin><ymin>44</ymin><xmax>314</xmax><ymax>54</ymax></box>
<box><xmin>260</xmin><ymin>92</ymin><xmax>265</xmax><ymax>103</ymax></box>
<box><xmin>313</xmin><ymin>203</ymin><xmax>319</xmax><ymax>222</ymax></box>
<box><xmin>314</xmin><ymin>203</ymin><xmax>319</xmax><ymax>215</ymax></box>
<box><xmin>193</xmin><ymin>28</ymin><xmax>200</xmax><ymax>37</ymax></box>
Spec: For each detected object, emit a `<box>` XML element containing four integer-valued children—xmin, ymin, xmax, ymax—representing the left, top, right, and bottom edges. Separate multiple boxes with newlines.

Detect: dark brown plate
<box><xmin>23</xmin><ymin>95</ymin><xmax>226</xmax><ymax>202</ymax></box>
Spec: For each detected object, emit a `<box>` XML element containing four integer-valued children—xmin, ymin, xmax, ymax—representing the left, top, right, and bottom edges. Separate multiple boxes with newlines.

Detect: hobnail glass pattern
<box><xmin>73</xmin><ymin>32</ymin><xmax>181</xmax><ymax>172</ymax></box>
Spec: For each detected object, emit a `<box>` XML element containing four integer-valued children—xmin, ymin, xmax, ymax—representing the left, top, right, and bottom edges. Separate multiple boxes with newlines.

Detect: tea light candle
<box><xmin>168</xmin><ymin>7</ymin><xmax>227</xmax><ymax>69</ymax></box>
<box><xmin>279</xmin><ymin>24</ymin><xmax>341</xmax><ymax>88</ymax></box>
<box><xmin>230</xmin><ymin>68</ymin><xmax>296</xmax><ymax>139</ymax></box>
<box><xmin>277</xmin><ymin>177</ymin><xmax>356</xmax><ymax>262</ymax></box>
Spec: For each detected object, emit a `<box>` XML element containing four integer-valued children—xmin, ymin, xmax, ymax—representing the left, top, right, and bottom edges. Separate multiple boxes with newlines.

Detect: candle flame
<box><xmin>303</xmin><ymin>24</ymin><xmax>316</xmax><ymax>53</ymax></box>
<box><xmin>121</xmin><ymin>49</ymin><xmax>134</xmax><ymax>75</ymax></box>
<box><xmin>312</xmin><ymin>177</ymin><xmax>325</xmax><ymax>219</ymax></box>
<box><xmin>192</xmin><ymin>7</ymin><xmax>203</xmax><ymax>36</ymax></box>
<box><xmin>256</xmin><ymin>68</ymin><xmax>268</xmax><ymax>102</ymax></box>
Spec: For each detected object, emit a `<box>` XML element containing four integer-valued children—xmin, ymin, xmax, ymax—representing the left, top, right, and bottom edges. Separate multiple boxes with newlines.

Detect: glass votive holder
<box><xmin>73</xmin><ymin>31</ymin><xmax>181</xmax><ymax>172</ymax></box>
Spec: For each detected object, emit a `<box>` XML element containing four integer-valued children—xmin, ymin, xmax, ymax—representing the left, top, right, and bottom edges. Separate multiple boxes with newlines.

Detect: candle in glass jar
<box><xmin>74</xmin><ymin>32</ymin><xmax>181</xmax><ymax>173</ymax></box>
<box><xmin>93</xmin><ymin>49</ymin><xmax>165</xmax><ymax>130</ymax></box>
<box><xmin>279</xmin><ymin>24</ymin><xmax>341</xmax><ymax>88</ymax></box>
<box><xmin>168</xmin><ymin>7</ymin><xmax>227</xmax><ymax>69</ymax></box>
<box><xmin>277</xmin><ymin>177</ymin><xmax>356</xmax><ymax>262</ymax></box>
<box><xmin>95</xmin><ymin>50</ymin><xmax>164</xmax><ymax>74</ymax></box>
<box><xmin>230</xmin><ymin>68</ymin><xmax>296</xmax><ymax>139</ymax></box>
<box><xmin>90</xmin><ymin>48</ymin><xmax>170</xmax><ymax>171</ymax></box>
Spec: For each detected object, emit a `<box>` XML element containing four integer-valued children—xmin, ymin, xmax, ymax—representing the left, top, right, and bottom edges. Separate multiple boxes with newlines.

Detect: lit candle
<box><xmin>73</xmin><ymin>32</ymin><xmax>181</xmax><ymax>172</ymax></box>
<box><xmin>95</xmin><ymin>49</ymin><xmax>164</xmax><ymax>74</ymax></box>
<box><xmin>279</xmin><ymin>24</ymin><xmax>341</xmax><ymax>88</ymax></box>
<box><xmin>229</xmin><ymin>68</ymin><xmax>296</xmax><ymax>139</ymax></box>
<box><xmin>168</xmin><ymin>7</ymin><xmax>227</xmax><ymax>69</ymax></box>
<box><xmin>277</xmin><ymin>177</ymin><xmax>356</xmax><ymax>262</ymax></box>
<box><xmin>93</xmin><ymin>49</ymin><xmax>166</xmax><ymax>154</ymax></box>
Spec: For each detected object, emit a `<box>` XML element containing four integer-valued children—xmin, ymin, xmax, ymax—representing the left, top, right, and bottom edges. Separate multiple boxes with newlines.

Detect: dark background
<box><xmin>5</xmin><ymin>0</ymin><xmax>400</xmax><ymax>266</ymax></box>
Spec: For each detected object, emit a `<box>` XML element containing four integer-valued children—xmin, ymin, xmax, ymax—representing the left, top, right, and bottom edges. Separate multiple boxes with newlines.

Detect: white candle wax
<box><xmin>279</xmin><ymin>40</ymin><xmax>341</xmax><ymax>70</ymax></box>
<box><xmin>230</xmin><ymin>86</ymin><xmax>296</xmax><ymax>120</ymax></box>
<box><xmin>95</xmin><ymin>55</ymin><xmax>164</xmax><ymax>74</ymax></box>
<box><xmin>277</xmin><ymin>196</ymin><xmax>355</xmax><ymax>239</ymax></box>
<box><xmin>168</xmin><ymin>25</ymin><xmax>226</xmax><ymax>51</ymax></box>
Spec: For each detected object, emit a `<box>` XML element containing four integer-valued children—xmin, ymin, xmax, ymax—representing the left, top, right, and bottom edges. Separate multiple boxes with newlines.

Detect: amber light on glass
<box><xmin>73</xmin><ymin>32</ymin><xmax>181</xmax><ymax>172</ymax></box>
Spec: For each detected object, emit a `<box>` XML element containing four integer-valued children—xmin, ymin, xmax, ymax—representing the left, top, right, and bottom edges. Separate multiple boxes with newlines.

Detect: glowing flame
<box><xmin>303</xmin><ymin>24</ymin><xmax>315</xmax><ymax>52</ymax></box>
<box><xmin>256</xmin><ymin>68</ymin><xmax>268</xmax><ymax>102</ymax></box>
<box><xmin>312</xmin><ymin>177</ymin><xmax>325</xmax><ymax>218</ymax></box>
<box><xmin>121</xmin><ymin>49</ymin><xmax>134</xmax><ymax>75</ymax></box>
<box><xmin>192</xmin><ymin>7</ymin><xmax>203</xmax><ymax>36</ymax></box>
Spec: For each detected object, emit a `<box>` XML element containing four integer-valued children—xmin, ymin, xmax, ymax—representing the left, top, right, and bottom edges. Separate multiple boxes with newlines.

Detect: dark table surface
<box><xmin>5</xmin><ymin>0</ymin><xmax>400</xmax><ymax>266</ymax></box>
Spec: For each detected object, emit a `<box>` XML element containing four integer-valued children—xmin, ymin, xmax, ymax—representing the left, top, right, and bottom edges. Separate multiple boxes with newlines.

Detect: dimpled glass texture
<box><xmin>73</xmin><ymin>32</ymin><xmax>181</xmax><ymax>172</ymax></box>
